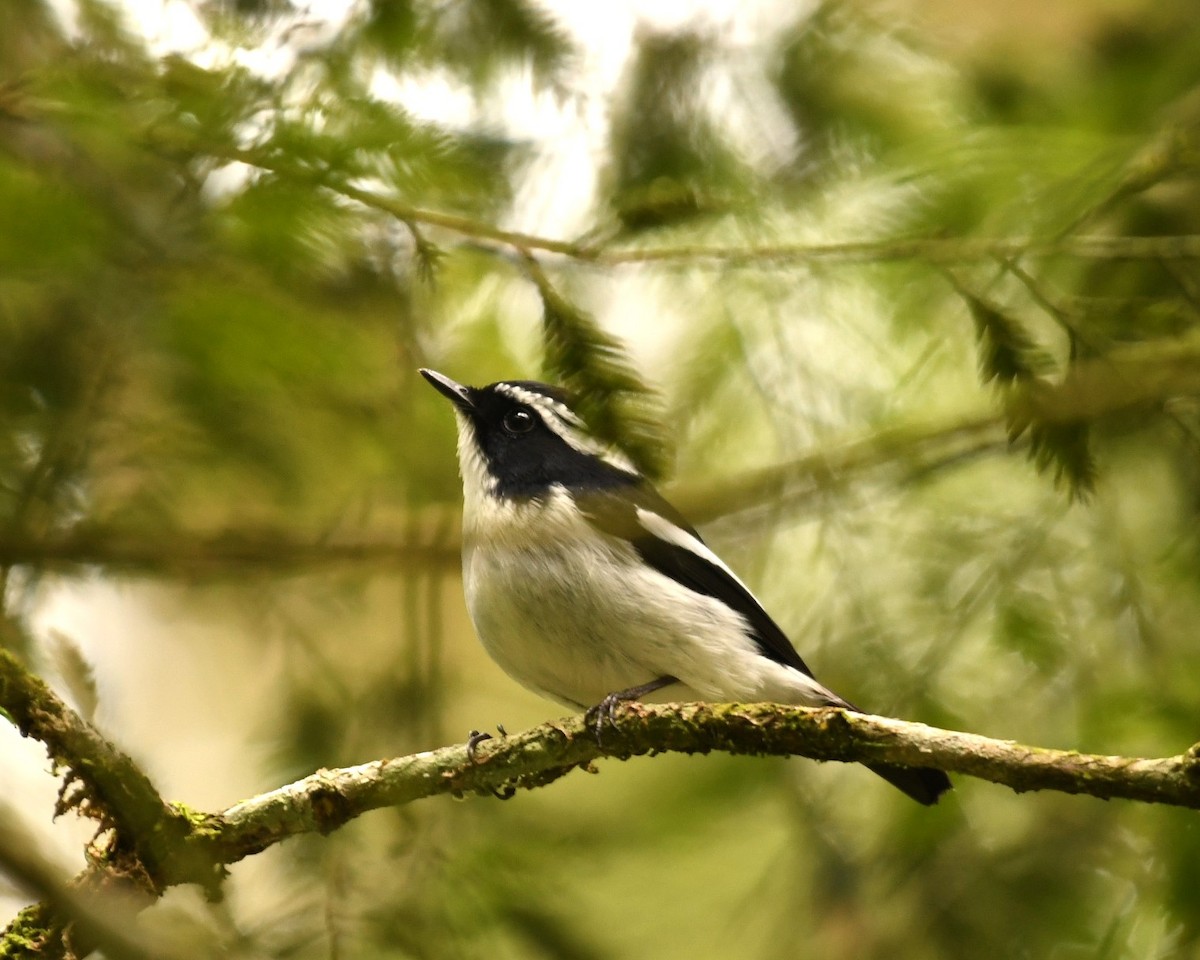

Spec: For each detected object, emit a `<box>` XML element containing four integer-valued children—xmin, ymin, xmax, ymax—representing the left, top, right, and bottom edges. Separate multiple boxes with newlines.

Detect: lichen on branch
<box><xmin>0</xmin><ymin>645</ymin><xmax>211</xmax><ymax>895</ymax></box>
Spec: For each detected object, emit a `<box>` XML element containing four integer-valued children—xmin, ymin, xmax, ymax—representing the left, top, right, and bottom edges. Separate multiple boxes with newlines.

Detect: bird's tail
<box><xmin>824</xmin><ymin>694</ymin><xmax>952</xmax><ymax>805</ymax></box>
<box><xmin>865</xmin><ymin>762</ymin><xmax>952</xmax><ymax>806</ymax></box>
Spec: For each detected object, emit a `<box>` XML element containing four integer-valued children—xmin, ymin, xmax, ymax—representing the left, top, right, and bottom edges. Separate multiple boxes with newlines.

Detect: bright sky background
<box><xmin>44</xmin><ymin>0</ymin><xmax>802</xmax><ymax>241</ymax></box>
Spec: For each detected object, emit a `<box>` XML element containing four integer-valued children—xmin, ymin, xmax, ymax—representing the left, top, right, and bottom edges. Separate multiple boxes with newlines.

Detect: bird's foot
<box><xmin>584</xmin><ymin>675</ymin><xmax>678</xmax><ymax>746</ymax></box>
<box><xmin>584</xmin><ymin>692</ymin><xmax>625</xmax><ymax>745</ymax></box>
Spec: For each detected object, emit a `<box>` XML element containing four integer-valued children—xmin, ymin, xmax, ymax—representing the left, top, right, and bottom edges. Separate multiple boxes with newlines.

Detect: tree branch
<box><xmin>0</xmin><ymin>416</ymin><xmax>1009</xmax><ymax>574</ymax></box>
<box><xmin>194</xmin><ymin>703</ymin><xmax>1200</xmax><ymax>872</ymax></box>
<box><xmin>191</xmin><ymin>144</ymin><xmax>1200</xmax><ymax>269</ymax></box>
<box><xmin>7</xmin><ymin>693</ymin><xmax>1200</xmax><ymax>956</ymax></box>
<box><xmin>287</xmin><ymin>187</ymin><xmax>1200</xmax><ymax>268</ymax></box>
<box><xmin>0</xmin><ymin>645</ymin><xmax>210</xmax><ymax>894</ymax></box>
<box><xmin>586</xmin><ymin>234</ymin><xmax>1200</xmax><ymax>268</ymax></box>
<box><xmin>0</xmin><ymin>803</ymin><xmax>179</xmax><ymax>960</ymax></box>
<box><xmin>672</xmin><ymin>413</ymin><xmax>1010</xmax><ymax>523</ymax></box>
<box><xmin>1007</xmin><ymin>331</ymin><xmax>1200</xmax><ymax>424</ymax></box>
<box><xmin>5</xmin><ymin>319</ymin><xmax>1200</xmax><ymax>576</ymax></box>
<box><xmin>0</xmin><ymin>328</ymin><xmax>1196</xmax><ymax>579</ymax></box>
<box><xmin>0</xmin><ymin>526</ymin><xmax>458</xmax><ymax>574</ymax></box>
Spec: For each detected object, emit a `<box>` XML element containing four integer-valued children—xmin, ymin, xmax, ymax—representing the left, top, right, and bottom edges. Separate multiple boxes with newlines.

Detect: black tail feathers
<box><xmin>828</xmin><ymin>695</ymin><xmax>952</xmax><ymax>805</ymax></box>
<box><xmin>867</xmin><ymin>762</ymin><xmax>952</xmax><ymax>806</ymax></box>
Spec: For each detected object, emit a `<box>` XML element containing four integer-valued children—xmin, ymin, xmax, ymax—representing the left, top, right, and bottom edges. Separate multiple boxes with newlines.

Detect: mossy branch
<box><xmin>0</xmin><ymin>647</ymin><xmax>172</xmax><ymax>875</ymax></box>
<box><xmin>0</xmin><ymin>646</ymin><xmax>215</xmax><ymax>898</ymax></box>
<box><xmin>7</xmin><ymin>680</ymin><xmax>1200</xmax><ymax>957</ymax></box>
<box><xmin>198</xmin><ymin>703</ymin><xmax>1200</xmax><ymax>871</ymax></box>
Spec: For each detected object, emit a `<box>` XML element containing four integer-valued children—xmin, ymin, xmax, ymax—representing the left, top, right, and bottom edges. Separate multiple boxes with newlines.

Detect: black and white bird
<box><xmin>420</xmin><ymin>369</ymin><xmax>951</xmax><ymax>805</ymax></box>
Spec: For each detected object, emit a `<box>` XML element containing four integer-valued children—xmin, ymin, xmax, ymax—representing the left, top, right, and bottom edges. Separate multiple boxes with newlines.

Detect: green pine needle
<box><xmin>954</xmin><ymin>281</ymin><xmax>1093</xmax><ymax>498</ymax></box>
<box><xmin>965</xmin><ymin>291</ymin><xmax>1054</xmax><ymax>385</ymax></box>
<box><xmin>528</xmin><ymin>263</ymin><xmax>672</xmax><ymax>481</ymax></box>
<box><xmin>1027</xmin><ymin>420</ymin><xmax>1096</xmax><ymax>500</ymax></box>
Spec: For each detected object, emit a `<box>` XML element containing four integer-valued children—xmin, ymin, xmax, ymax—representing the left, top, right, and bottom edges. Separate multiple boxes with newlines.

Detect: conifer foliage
<box><xmin>4</xmin><ymin>2</ymin><xmax>1200</xmax><ymax>958</ymax></box>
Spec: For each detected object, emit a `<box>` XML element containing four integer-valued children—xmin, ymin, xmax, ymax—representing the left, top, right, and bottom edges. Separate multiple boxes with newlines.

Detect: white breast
<box><xmin>460</xmin><ymin>486</ymin><xmax>835</xmax><ymax>710</ymax></box>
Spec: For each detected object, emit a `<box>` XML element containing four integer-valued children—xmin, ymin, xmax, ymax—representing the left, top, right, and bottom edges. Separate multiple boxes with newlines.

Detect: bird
<box><xmin>420</xmin><ymin>368</ymin><xmax>951</xmax><ymax>805</ymax></box>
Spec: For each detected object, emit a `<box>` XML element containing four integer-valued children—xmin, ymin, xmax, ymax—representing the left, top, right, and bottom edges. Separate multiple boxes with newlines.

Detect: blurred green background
<box><xmin>4</xmin><ymin>0</ymin><xmax>1200</xmax><ymax>957</ymax></box>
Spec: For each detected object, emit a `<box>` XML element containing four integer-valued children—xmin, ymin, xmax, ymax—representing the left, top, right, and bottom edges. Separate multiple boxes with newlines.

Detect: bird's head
<box><xmin>420</xmin><ymin>369</ymin><xmax>640</xmax><ymax>503</ymax></box>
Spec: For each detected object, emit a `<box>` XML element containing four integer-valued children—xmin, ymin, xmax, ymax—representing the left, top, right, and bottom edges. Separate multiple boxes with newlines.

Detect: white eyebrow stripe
<box><xmin>634</xmin><ymin>507</ymin><xmax>760</xmax><ymax>600</ymax></box>
<box><xmin>495</xmin><ymin>382</ymin><xmax>639</xmax><ymax>474</ymax></box>
<box><xmin>497</xmin><ymin>384</ymin><xmax>582</xmax><ymax>430</ymax></box>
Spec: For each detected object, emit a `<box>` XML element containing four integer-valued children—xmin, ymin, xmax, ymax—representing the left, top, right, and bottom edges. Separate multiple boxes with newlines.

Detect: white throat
<box><xmin>453</xmin><ymin>411</ymin><xmax>497</xmax><ymax>508</ymax></box>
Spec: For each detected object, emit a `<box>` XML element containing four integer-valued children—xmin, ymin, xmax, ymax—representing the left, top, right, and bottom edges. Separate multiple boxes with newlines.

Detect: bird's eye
<box><xmin>502</xmin><ymin>407</ymin><xmax>535</xmax><ymax>434</ymax></box>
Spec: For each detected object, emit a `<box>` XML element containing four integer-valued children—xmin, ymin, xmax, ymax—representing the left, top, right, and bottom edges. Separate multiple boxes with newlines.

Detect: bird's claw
<box><xmin>585</xmin><ymin>677</ymin><xmax>677</xmax><ymax>746</ymax></box>
<box><xmin>466</xmin><ymin>727</ymin><xmax>517</xmax><ymax>799</ymax></box>
<box><xmin>466</xmin><ymin>729</ymin><xmax>493</xmax><ymax>764</ymax></box>
<box><xmin>584</xmin><ymin>692</ymin><xmax>625</xmax><ymax>746</ymax></box>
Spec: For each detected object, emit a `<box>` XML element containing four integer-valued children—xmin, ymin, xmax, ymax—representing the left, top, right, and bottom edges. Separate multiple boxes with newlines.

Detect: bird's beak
<box><xmin>419</xmin><ymin>368</ymin><xmax>475</xmax><ymax>412</ymax></box>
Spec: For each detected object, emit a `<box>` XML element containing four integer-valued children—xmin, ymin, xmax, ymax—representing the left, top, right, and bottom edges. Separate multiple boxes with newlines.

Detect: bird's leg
<box><xmin>585</xmin><ymin>675</ymin><xmax>678</xmax><ymax>744</ymax></box>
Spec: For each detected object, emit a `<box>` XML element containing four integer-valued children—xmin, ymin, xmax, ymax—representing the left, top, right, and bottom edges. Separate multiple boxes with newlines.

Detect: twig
<box><xmin>0</xmin><ymin>414</ymin><xmax>1008</xmax><ymax>573</ymax></box>
<box><xmin>672</xmin><ymin>413</ymin><xmax>1009</xmax><ymax>523</ymax></box>
<box><xmin>0</xmin><ymin>528</ymin><xmax>459</xmax><ymax>574</ymax></box>
<box><xmin>198</xmin><ymin>144</ymin><xmax>1200</xmax><ymax>269</ymax></box>
<box><xmin>589</xmin><ymin>235</ymin><xmax>1200</xmax><ymax>267</ymax></box>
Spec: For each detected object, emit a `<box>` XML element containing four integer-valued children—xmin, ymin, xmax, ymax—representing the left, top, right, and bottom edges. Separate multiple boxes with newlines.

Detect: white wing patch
<box><xmin>495</xmin><ymin>383</ymin><xmax>639</xmax><ymax>475</ymax></box>
<box><xmin>634</xmin><ymin>507</ymin><xmax>760</xmax><ymax>599</ymax></box>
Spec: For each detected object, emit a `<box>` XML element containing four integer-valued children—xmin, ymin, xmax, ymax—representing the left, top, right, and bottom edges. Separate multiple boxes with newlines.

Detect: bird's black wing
<box><xmin>575</xmin><ymin>483</ymin><xmax>819</xmax><ymax>679</ymax></box>
<box><xmin>576</xmin><ymin>483</ymin><xmax>954</xmax><ymax>807</ymax></box>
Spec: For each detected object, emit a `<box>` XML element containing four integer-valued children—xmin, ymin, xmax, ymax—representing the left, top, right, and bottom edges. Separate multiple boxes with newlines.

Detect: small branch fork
<box><xmin>5</xmin><ymin>646</ymin><xmax>1200</xmax><ymax>956</ymax></box>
